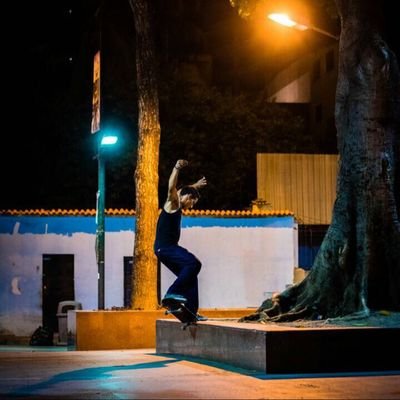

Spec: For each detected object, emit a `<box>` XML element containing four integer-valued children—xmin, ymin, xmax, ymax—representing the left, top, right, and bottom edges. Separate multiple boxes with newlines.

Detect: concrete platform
<box><xmin>74</xmin><ymin>308</ymin><xmax>256</xmax><ymax>350</ymax></box>
<box><xmin>156</xmin><ymin>319</ymin><xmax>400</xmax><ymax>374</ymax></box>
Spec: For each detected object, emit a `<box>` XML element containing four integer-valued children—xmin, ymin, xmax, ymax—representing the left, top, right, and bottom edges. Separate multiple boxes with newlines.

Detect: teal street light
<box><xmin>100</xmin><ymin>135</ymin><xmax>118</xmax><ymax>145</ymax></box>
<box><xmin>96</xmin><ymin>132</ymin><xmax>119</xmax><ymax>310</ymax></box>
<box><xmin>268</xmin><ymin>13</ymin><xmax>339</xmax><ymax>41</ymax></box>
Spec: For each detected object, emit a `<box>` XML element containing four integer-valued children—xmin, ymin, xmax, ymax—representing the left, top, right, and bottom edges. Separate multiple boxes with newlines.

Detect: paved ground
<box><xmin>0</xmin><ymin>346</ymin><xmax>399</xmax><ymax>399</ymax></box>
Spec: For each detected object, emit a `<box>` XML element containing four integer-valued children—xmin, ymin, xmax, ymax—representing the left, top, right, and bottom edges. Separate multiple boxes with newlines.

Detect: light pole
<box><xmin>96</xmin><ymin>133</ymin><xmax>118</xmax><ymax>310</ymax></box>
<box><xmin>268</xmin><ymin>13</ymin><xmax>339</xmax><ymax>41</ymax></box>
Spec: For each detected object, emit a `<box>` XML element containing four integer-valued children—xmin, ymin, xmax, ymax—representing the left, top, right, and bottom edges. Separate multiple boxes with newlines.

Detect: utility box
<box><xmin>56</xmin><ymin>301</ymin><xmax>82</xmax><ymax>345</ymax></box>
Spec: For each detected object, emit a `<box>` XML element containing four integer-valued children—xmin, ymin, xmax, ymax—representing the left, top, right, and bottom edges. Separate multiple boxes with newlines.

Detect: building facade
<box><xmin>0</xmin><ymin>210</ymin><xmax>297</xmax><ymax>338</ymax></box>
<box><xmin>266</xmin><ymin>43</ymin><xmax>339</xmax><ymax>153</ymax></box>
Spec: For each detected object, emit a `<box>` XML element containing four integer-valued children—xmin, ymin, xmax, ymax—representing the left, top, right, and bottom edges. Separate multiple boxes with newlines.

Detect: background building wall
<box><xmin>266</xmin><ymin>55</ymin><xmax>313</xmax><ymax>103</ymax></box>
<box><xmin>0</xmin><ymin>214</ymin><xmax>296</xmax><ymax>337</ymax></box>
<box><xmin>266</xmin><ymin>43</ymin><xmax>339</xmax><ymax>153</ymax></box>
<box><xmin>161</xmin><ymin>216</ymin><xmax>296</xmax><ymax>309</ymax></box>
<box><xmin>257</xmin><ymin>153</ymin><xmax>339</xmax><ymax>224</ymax></box>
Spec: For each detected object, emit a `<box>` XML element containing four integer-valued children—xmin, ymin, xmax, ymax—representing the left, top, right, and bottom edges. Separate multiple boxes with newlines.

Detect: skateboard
<box><xmin>162</xmin><ymin>297</ymin><xmax>198</xmax><ymax>330</ymax></box>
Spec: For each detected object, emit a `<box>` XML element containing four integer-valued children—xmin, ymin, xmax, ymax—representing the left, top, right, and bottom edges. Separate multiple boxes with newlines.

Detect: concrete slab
<box><xmin>75</xmin><ymin>308</ymin><xmax>255</xmax><ymax>350</ymax></box>
<box><xmin>156</xmin><ymin>319</ymin><xmax>400</xmax><ymax>373</ymax></box>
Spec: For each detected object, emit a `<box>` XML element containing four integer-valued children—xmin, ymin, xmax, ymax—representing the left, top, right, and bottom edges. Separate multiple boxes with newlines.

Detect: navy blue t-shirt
<box><xmin>154</xmin><ymin>208</ymin><xmax>182</xmax><ymax>250</ymax></box>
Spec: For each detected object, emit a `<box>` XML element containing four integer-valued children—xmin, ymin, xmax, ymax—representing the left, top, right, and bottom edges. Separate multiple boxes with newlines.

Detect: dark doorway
<box><xmin>42</xmin><ymin>254</ymin><xmax>74</xmax><ymax>332</ymax></box>
<box><xmin>123</xmin><ymin>256</ymin><xmax>161</xmax><ymax>308</ymax></box>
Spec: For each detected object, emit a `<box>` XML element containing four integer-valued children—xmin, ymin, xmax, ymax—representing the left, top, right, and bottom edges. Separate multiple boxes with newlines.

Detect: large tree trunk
<box><xmin>245</xmin><ymin>0</ymin><xmax>400</xmax><ymax>322</ymax></box>
<box><xmin>129</xmin><ymin>0</ymin><xmax>160</xmax><ymax>310</ymax></box>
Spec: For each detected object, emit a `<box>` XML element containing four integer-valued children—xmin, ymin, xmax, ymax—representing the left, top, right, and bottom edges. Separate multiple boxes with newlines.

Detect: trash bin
<box><xmin>56</xmin><ymin>301</ymin><xmax>82</xmax><ymax>345</ymax></box>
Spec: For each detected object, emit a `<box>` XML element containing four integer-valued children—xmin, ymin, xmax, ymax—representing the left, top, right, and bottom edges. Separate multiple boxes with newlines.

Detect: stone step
<box><xmin>156</xmin><ymin>319</ymin><xmax>400</xmax><ymax>373</ymax></box>
<box><xmin>74</xmin><ymin>309</ymin><xmax>256</xmax><ymax>350</ymax></box>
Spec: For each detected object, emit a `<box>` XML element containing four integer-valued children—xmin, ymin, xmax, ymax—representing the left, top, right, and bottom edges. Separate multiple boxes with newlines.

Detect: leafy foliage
<box><xmin>159</xmin><ymin>82</ymin><xmax>312</xmax><ymax>209</ymax></box>
<box><xmin>229</xmin><ymin>0</ymin><xmax>260</xmax><ymax>20</ymax></box>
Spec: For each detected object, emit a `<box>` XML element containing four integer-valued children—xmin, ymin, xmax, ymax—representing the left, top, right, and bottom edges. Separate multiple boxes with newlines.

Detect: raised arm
<box><xmin>165</xmin><ymin>160</ymin><xmax>188</xmax><ymax>211</ymax></box>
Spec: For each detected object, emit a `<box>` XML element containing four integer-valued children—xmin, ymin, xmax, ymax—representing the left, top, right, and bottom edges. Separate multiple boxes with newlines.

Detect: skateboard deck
<box><xmin>162</xmin><ymin>298</ymin><xmax>198</xmax><ymax>329</ymax></box>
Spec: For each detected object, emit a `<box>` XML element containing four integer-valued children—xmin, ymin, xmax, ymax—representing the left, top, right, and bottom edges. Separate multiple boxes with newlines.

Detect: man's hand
<box><xmin>193</xmin><ymin>176</ymin><xmax>207</xmax><ymax>190</ymax></box>
<box><xmin>175</xmin><ymin>160</ymin><xmax>188</xmax><ymax>170</ymax></box>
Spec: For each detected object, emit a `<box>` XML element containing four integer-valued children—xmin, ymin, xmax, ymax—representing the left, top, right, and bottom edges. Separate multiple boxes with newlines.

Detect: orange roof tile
<box><xmin>0</xmin><ymin>208</ymin><xmax>294</xmax><ymax>217</ymax></box>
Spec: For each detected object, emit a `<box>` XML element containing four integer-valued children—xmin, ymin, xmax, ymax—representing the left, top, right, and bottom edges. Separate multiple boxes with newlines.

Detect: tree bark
<box><xmin>245</xmin><ymin>0</ymin><xmax>400</xmax><ymax>322</ymax></box>
<box><xmin>129</xmin><ymin>0</ymin><xmax>160</xmax><ymax>310</ymax></box>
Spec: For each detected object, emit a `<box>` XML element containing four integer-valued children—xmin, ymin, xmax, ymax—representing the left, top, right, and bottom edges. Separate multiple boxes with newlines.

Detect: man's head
<box><xmin>178</xmin><ymin>186</ymin><xmax>200</xmax><ymax>209</ymax></box>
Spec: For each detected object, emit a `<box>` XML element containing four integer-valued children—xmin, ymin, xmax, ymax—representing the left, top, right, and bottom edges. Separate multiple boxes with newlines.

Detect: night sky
<box><xmin>3</xmin><ymin>1</ymin><xmax>105</xmax><ymax>210</ymax></box>
<box><xmin>1</xmin><ymin>0</ymin><xmax>398</xmax><ymax>211</ymax></box>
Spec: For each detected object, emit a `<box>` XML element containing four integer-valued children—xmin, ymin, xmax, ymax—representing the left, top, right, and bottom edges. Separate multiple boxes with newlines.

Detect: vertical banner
<box><xmin>91</xmin><ymin>51</ymin><xmax>101</xmax><ymax>134</ymax></box>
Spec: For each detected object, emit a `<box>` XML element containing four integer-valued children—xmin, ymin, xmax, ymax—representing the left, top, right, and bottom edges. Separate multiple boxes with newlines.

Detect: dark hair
<box><xmin>179</xmin><ymin>186</ymin><xmax>200</xmax><ymax>199</ymax></box>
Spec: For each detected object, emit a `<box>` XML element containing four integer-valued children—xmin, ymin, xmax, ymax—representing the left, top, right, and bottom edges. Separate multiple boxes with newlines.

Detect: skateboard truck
<box><xmin>182</xmin><ymin>321</ymin><xmax>197</xmax><ymax>330</ymax></box>
<box><xmin>165</xmin><ymin>307</ymin><xmax>183</xmax><ymax>315</ymax></box>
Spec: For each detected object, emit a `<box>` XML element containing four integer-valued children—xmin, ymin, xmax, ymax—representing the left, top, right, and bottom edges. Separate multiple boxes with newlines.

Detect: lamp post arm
<box><xmin>309</xmin><ymin>24</ymin><xmax>339</xmax><ymax>41</ymax></box>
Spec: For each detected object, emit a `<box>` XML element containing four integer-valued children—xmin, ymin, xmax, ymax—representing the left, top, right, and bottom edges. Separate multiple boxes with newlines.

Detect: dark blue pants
<box><xmin>155</xmin><ymin>245</ymin><xmax>202</xmax><ymax>314</ymax></box>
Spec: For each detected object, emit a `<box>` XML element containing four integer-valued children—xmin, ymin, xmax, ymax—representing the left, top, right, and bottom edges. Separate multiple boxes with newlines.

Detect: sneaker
<box><xmin>162</xmin><ymin>294</ymin><xmax>188</xmax><ymax>304</ymax></box>
<box><xmin>196</xmin><ymin>314</ymin><xmax>208</xmax><ymax>321</ymax></box>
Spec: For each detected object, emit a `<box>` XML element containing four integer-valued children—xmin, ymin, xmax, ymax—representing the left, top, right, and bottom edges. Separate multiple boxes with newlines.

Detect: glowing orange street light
<box><xmin>268</xmin><ymin>13</ymin><xmax>339</xmax><ymax>40</ymax></box>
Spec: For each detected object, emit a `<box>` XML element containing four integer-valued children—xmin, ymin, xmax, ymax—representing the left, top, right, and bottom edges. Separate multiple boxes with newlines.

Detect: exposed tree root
<box><xmin>240</xmin><ymin>304</ymin><xmax>318</xmax><ymax>323</ymax></box>
<box><xmin>239</xmin><ymin>281</ymin><xmax>322</xmax><ymax>323</ymax></box>
<box><xmin>325</xmin><ymin>309</ymin><xmax>371</xmax><ymax>324</ymax></box>
<box><xmin>268</xmin><ymin>306</ymin><xmax>314</xmax><ymax>322</ymax></box>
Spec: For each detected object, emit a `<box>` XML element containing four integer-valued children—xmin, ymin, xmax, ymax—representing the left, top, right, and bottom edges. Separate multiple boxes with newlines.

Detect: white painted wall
<box><xmin>0</xmin><ymin>215</ymin><xmax>296</xmax><ymax>336</ymax></box>
<box><xmin>161</xmin><ymin>226</ymin><xmax>295</xmax><ymax>308</ymax></box>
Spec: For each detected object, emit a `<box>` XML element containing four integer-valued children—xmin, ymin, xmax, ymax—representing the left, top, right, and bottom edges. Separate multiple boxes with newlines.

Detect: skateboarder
<box><xmin>154</xmin><ymin>159</ymin><xmax>208</xmax><ymax>321</ymax></box>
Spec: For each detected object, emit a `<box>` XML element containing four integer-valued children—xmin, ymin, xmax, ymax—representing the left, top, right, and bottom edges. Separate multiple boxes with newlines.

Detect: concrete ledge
<box><xmin>156</xmin><ymin>319</ymin><xmax>400</xmax><ymax>373</ymax></box>
<box><xmin>75</xmin><ymin>308</ymin><xmax>255</xmax><ymax>350</ymax></box>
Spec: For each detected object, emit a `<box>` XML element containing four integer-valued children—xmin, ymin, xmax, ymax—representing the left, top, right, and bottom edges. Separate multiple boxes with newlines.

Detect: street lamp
<box><xmin>268</xmin><ymin>13</ymin><xmax>339</xmax><ymax>41</ymax></box>
<box><xmin>96</xmin><ymin>132</ymin><xmax>118</xmax><ymax>310</ymax></box>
